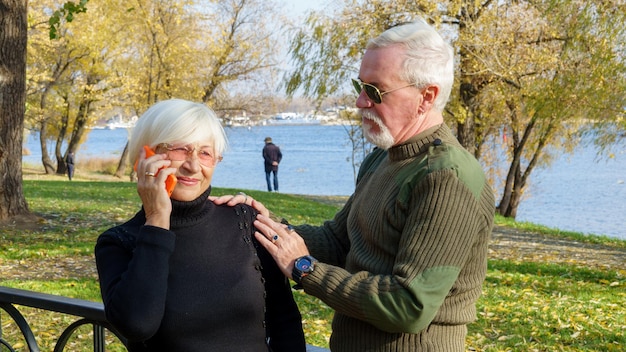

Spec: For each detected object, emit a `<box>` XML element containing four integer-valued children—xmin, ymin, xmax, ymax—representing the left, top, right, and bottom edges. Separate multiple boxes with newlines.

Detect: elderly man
<box><xmin>222</xmin><ymin>17</ymin><xmax>495</xmax><ymax>352</ymax></box>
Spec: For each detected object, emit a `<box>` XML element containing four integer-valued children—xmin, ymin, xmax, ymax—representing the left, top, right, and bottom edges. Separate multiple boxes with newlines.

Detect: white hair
<box><xmin>129</xmin><ymin>99</ymin><xmax>227</xmax><ymax>166</ymax></box>
<box><xmin>367</xmin><ymin>18</ymin><xmax>455</xmax><ymax>111</ymax></box>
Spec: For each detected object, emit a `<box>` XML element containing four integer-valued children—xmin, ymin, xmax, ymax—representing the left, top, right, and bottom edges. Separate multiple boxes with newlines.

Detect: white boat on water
<box><xmin>267</xmin><ymin>112</ymin><xmax>321</xmax><ymax>125</ymax></box>
<box><xmin>105</xmin><ymin>115</ymin><xmax>137</xmax><ymax>129</ymax></box>
<box><xmin>266</xmin><ymin>117</ymin><xmax>321</xmax><ymax>125</ymax></box>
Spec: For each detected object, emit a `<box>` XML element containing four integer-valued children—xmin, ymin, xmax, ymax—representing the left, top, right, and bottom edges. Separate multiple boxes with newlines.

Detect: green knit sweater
<box><xmin>296</xmin><ymin>124</ymin><xmax>495</xmax><ymax>352</ymax></box>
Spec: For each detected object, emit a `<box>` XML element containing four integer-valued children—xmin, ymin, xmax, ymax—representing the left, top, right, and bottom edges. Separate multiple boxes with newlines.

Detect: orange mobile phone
<box><xmin>134</xmin><ymin>145</ymin><xmax>177</xmax><ymax>197</ymax></box>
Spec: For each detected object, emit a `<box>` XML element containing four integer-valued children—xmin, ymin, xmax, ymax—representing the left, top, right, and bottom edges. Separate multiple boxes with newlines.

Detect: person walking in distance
<box><xmin>65</xmin><ymin>151</ymin><xmax>75</xmax><ymax>181</ymax></box>
<box><xmin>262</xmin><ymin>137</ymin><xmax>282</xmax><ymax>192</ymax></box>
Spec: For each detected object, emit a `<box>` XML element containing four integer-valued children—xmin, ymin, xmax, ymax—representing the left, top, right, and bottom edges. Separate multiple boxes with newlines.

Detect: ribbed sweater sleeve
<box><xmin>95</xmin><ymin>221</ymin><xmax>175</xmax><ymax>340</ymax></box>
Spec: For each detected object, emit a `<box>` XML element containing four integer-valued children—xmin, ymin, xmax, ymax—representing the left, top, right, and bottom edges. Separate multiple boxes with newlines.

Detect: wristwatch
<box><xmin>292</xmin><ymin>255</ymin><xmax>317</xmax><ymax>289</ymax></box>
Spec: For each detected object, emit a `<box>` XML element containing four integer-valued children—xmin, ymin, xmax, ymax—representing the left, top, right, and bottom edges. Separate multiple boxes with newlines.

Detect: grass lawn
<box><xmin>0</xmin><ymin>179</ymin><xmax>624</xmax><ymax>351</ymax></box>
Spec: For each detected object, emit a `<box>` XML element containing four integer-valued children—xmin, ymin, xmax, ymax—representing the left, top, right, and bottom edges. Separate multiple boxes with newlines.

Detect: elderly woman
<box><xmin>95</xmin><ymin>99</ymin><xmax>305</xmax><ymax>352</ymax></box>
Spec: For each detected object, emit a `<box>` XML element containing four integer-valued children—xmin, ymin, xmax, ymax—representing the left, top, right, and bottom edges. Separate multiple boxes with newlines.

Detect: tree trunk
<box><xmin>115</xmin><ymin>140</ymin><xmax>131</xmax><ymax>180</ymax></box>
<box><xmin>39</xmin><ymin>120</ymin><xmax>56</xmax><ymax>174</ymax></box>
<box><xmin>497</xmin><ymin>155</ymin><xmax>523</xmax><ymax>219</ymax></box>
<box><xmin>498</xmin><ymin>170</ymin><xmax>523</xmax><ymax>219</ymax></box>
<box><xmin>0</xmin><ymin>0</ymin><xmax>30</xmax><ymax>220</ymax></box>
<box><xmin>456</xmin><ymin>117</ymin><xmax>476</xmax><ymax>156</ymax></box>
<box><xmin>61</xmin><ymin>95</ymin><xmax>92</xmax><ymax>174</ymax></box>
<box><xmin>457</xmin><ymin>55</ymin><xmax>478</xmax><ymax>156</ymax></box>
<box><xmin>496</xmin><ymin>103</ymin><xmax>547</xmax><ymax>219</ymax></box>
<box><xmin>55</xmin><ymin>98</ymin><xmax>71</xmax><ymax>175</ymax></box>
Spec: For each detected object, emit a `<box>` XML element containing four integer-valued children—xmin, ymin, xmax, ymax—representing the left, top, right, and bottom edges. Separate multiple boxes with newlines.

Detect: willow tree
<box><xmin>283</xmin><ymin>1</ymin><xmax>491</xmax><ymax>150</ymax></box>
<box><xmin>462</xmin><ymin>1</ymin><xmax>626</xmax><ymax>217</ymax></box>
<box><xmin>284</xmin><ymin>0</ymin><xmax>626</xmax><ymax>218</ymax></box>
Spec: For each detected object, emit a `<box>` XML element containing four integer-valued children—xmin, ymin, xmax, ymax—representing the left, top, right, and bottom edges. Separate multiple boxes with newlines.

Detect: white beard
<box><xmin>361</xmin><ymin>109</ymin><xmax>395</xmax><ymax>150</ymax></box>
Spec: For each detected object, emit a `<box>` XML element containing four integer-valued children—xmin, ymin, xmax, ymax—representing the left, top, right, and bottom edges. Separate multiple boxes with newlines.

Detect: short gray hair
<box><xmin>129</xmin><ymin>99</ymin><xmax>227</xmax><ymax>166</ymax></box>
<box><xmin>367</xmin><ymin>18</ymin><xmax>454</xmax><ymax>111</ymax></box>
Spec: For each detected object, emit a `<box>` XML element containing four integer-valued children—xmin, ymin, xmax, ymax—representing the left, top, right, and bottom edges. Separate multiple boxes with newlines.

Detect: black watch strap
<box><xmin>292</xmin><ymin>255</ymin><xmax>317</xmax><ymax>289</ymax></box>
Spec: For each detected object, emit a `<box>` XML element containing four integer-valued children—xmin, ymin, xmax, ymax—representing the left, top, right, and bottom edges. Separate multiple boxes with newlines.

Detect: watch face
<box><xmin>296</xmin><ymin>257</ymin><xmax>312</xmax><ymax>271</ymax></box>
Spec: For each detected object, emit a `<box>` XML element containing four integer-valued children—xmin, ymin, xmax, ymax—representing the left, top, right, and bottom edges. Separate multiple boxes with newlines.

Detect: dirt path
<box><xmin>490</xmin><ymin>225</ymin><xmax>626</xmax><ymax>271</ymax></box>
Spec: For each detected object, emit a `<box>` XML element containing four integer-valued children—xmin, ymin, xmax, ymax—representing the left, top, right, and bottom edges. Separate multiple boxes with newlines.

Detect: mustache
<box><xmin>360</xmin><ymin>109</ymin><xmax>382</xmax><ymax>124</ymax></box>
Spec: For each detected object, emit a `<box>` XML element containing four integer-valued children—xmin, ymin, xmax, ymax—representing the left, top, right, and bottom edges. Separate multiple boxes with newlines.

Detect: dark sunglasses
<box><xmin>351</xmin><ymin>78</ymin><xmax>416</xmax><ymax>104</ymax></box>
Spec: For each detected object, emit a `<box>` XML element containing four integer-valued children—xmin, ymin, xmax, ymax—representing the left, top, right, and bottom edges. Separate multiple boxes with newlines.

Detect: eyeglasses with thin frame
<box><xmin>351</xmin><ymin>78</ymin><xmax>417</xmax><ymax>104</ymax></box>
<box><xmin>155</xmin><ymin>143</ymin><xmax>222</xmax><ymax>167</ymax></box>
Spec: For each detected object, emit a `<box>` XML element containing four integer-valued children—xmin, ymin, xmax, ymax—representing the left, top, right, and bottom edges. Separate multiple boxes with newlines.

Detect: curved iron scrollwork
<box><xmin>54</xmin><ymin>318</ymin><xmax>125</xmax><ymax>352</ymax></box>
<box><xmin>0</xmin><ymin>286</ymin><xmax>127</xmax><ymax>352</ymax></box>
<box><xmin>0</xmin><ymin>302</ymin><xmax>40</xmax><ymax>351</ymax></box>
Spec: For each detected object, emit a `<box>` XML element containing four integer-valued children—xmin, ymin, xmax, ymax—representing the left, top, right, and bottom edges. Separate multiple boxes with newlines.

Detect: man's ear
<box><xmin>421</xmin><ymin>85</ymin><xmax>439</xmax><ymax>108</ymax></box>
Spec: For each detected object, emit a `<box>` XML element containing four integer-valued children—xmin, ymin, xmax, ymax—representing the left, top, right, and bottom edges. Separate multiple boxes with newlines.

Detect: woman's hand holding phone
<box><xmin>134</xmin><ymin>145</ymin><xmax>178</xmax><ymax>229</ymax></box>
<box><xmin>139</xmin><ymin>146</ymin><xmax>177</xmax><ymax>196</ymax></box>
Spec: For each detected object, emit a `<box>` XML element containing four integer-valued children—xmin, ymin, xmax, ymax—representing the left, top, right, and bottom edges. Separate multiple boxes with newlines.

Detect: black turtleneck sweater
<box><xmin>95</xmin><ymin>187</ymin><xmax>305</xmax><ymax>352</ymax></box>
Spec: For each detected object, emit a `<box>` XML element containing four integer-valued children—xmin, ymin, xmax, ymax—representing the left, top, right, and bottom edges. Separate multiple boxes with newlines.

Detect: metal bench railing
<box><xmin>0</xmin><ymin>286</ymin><xmax>329</xmax><ymax>352</ymax></box>
<box><xmin>0</xmin><ymin>286</ymin><xmax>125</xmax><ymax>352</ymax></box>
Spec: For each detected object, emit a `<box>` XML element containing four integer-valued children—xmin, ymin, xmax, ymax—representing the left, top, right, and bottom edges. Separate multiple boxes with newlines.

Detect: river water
<box><xmin>22</xmin><ymin>125</ymin><xmax>625</xmax><ymax>240</ymax></box>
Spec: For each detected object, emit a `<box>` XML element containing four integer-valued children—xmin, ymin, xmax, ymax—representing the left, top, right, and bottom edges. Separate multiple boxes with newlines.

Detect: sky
<box><xmin>282</xmin><ymin>0</ymin><xmax>327</xmax><ymax>18</ymax></box>
<box><xmin>270</xmin><ymin>1</ymin><xmax>331</xmax><ymax>80</ymax></box>
<box><xmin>278</xmin><ymin>0</ymin><xmax>344</xmax><ymax>24</ymax></box>
<box><xmin>273</xmin><ymin>0</ymin><xmax>342</xmax><ymax>59</ymax></box>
